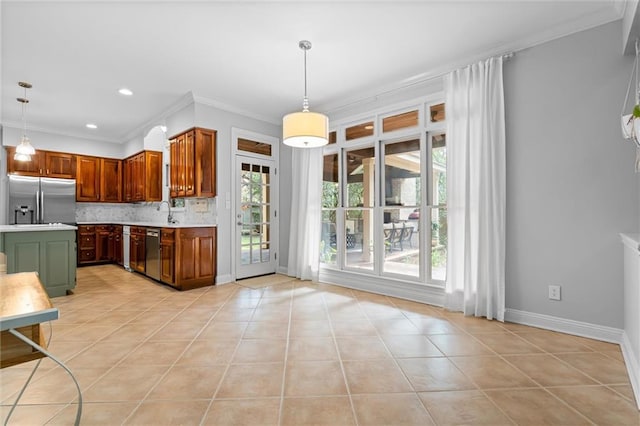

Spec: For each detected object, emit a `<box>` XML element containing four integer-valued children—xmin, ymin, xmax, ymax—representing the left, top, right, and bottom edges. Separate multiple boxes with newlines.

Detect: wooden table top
<box><xmin>0</xmin><ymin>272</ymin><xmax>58</xmax><ymax>331</ymax></box>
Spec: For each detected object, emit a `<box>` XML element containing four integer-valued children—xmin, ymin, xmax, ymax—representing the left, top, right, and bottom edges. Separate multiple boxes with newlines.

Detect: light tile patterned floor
<box><xmin>1</xmin><ymin>265</ymin><xmax>638</xmax><ymax>425</ymax></box>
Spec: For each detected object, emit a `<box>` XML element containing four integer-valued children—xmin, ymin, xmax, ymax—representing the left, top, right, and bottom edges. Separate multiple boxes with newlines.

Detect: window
<box><xmin>320</xmin><ymin>100</ymin><xmax>447</xmax><ymax>286</ymax></box>
<box><xmin>344</xmin><ymin>146</ymin><xmax>375</xmax><ymax>271</ymax></box>
<box><xmin>382</xmin><ymin>139</ymin><xmax>421</xmax><ymax>278</ymax></box>
<box><xmin>321</xmin><ymin>153</ymin><xmax>339</xmax><ymax>266</ymax></box>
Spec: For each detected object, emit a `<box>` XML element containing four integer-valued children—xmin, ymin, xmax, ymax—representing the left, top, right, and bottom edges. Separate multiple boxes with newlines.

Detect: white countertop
<box><xmin>0</xmin><ymin>224</ymin><xmax>78</xmax><ymax>233</ymax></box>
<box><xmin>76</xmin><ymin>221</ymin><xmax>216</xmax><ymax>228</ymax></box>
<box><xmin>621</xmin><ymin>233</ymin><xmax>640</xmax><ymax>252</ymax></box>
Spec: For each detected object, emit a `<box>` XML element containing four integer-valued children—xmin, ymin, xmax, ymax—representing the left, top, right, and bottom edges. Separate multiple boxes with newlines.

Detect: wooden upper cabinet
<box><xmin>76</xmin><ymin>156</ymin><xmax>101</xmax><ymax>202</ymax></box>
<box><xmin>6</xmin><ymin>148</ymin><xmax>76</xmax><ymax>178</ymax></box>
<box><xmin>101</xmin><ymin>158</ymin><xmax>122</xmax><ymax>202</ymax></box>
<box><xmin>169</xmin><ymin>127</ymin><xmax>216</xmax><ymax>198</ymax></box>
<box><xmin>123</xmin><ymin>150</ymin><xmax>162</xmax><ymax>202</ymax></box>
<box><xmin>145</xmin><ymin>151</ymin><xmax>162</xmax><ymax>201</ymax></box>
<box><xmin>45</xmin><ymin>152</ymin><xmax>76</xmax><ymax>178</ymax></box>
<box><xmin>195</xmin><ymin>128</ymin><xmax>216</xmax><ymax>197</ymax></box>
<box><xmin>6</xmin><ymin>147</ymin><xmax>45</xmax><ymax>176</ymax></box>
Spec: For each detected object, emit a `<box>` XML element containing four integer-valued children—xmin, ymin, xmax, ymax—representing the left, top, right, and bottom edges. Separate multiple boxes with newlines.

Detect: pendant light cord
<box><xmin>302</xmin><ymin>45</ymin><xmax>309</xmax><ymax>112</ymax></box>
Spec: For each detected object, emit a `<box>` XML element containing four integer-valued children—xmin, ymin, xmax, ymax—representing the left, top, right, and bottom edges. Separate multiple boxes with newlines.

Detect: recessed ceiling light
<box><xmin>118</xmin><ymin>88</ymin><xmax>133</xmax><ymax>96</ymax></box>
<box><xmin>86</xmin><ymin>123</ymin><xmax>97</xmax><ymax>129</ymax></box>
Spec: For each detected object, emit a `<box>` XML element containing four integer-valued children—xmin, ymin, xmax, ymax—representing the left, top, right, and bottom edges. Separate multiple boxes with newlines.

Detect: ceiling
<box><xmin>0</xmin><ymin>1</ymin><xmax>626</xmax><ymax>144</ymax></box>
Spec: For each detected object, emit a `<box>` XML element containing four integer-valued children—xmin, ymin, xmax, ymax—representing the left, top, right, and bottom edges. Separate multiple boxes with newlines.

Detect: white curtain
<box><xmin>287</xmin><ymin>147</ymin><xmax>323</xmax><ymax>281</ymax></box>
<box><xmin>443</xmin><ymin>56</ymin><xmax>506</xmax><ymax>321</ymax></box>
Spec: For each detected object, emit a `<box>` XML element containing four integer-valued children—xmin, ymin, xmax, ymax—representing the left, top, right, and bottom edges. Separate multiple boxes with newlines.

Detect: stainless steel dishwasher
<box><xmin>145</xmin><ymin>228</ymin><xmax>161</xmax><ymax>281</ymax></box>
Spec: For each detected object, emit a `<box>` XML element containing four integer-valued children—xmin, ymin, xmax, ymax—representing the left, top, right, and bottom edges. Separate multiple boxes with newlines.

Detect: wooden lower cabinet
<box><xmin>96</xmin><ymin>225</ymin><xmax>111</xmax><ymax>262</ymax></box>
<box><xmin>172</xmin><ymin>227</ymin><xmax>216</xmax><ymax>290</ymax></box>
<box><xmin>130</xmin><ymin>226</ymin><xmax>146</xmax><ymax>273</ymax></box>
<box><xmin>160</xmin><ymin>228</ymin><xmax>175</xmax><ymax>285</ymax></box>
<box><xmin>78</xmin><ymin>224</ymin><xmax>123</xmax><ymax>266</ymax></box>
<box><xmin>113</xmin><ymin>225</ymin><xmax>123</xmax><ymax>266</ymax></box>
<box><xmin>77</xmin><ymin>225</ymin><xmax>97</xmax><ymax>264</ymax></box>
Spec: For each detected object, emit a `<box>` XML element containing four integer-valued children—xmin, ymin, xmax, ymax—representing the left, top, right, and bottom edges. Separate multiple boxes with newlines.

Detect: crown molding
<box><xmin>192</xmin><ymin>94</ymin><xmax>281</xmax><ymax>126</ymax></box>
<box><xmin>0</xmin><ymin>120</ymin><xmax>122</xmax><ymax>144</ymax></box>
<box><xmin>120</xmin><ymin>91</ymin><xmax>197</xmax><ymax>142</ymax></box>
<box><xmin>321</xmin><ymin>9</ymin><xmax>622</xmax><ymax>116</ymax></box>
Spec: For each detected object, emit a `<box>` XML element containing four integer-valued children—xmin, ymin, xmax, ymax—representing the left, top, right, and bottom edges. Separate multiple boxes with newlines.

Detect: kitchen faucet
<box><xmin>157</xmin><ymin>200</ymin><xmax>175</xmax><ymax>224</ymax></box>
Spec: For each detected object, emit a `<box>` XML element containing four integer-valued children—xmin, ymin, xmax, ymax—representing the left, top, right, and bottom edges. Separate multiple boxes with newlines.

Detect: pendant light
<box><xmin>14</xmin><ymin>81</ymin><xmax>35</xmax><ymax>161</ymax></box>
<box><xmin>282</xmin><ymin>40</ymin><xmax>328</xmax><ymax>148</ymax></box>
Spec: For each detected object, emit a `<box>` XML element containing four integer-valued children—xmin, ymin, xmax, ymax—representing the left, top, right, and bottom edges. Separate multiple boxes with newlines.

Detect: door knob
<box><xmin>237</xmin><ymin>221</ymin><xmax>242</xmax><ymax>226</ymax></box>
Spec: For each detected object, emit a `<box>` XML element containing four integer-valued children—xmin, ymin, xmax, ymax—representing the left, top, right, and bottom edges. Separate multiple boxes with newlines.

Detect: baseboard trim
<box><xmin>318</xmin><ymin>269</ymin><xmax>445</xmax><ymax>307</ymax></box>
<box><xmin>504</xmin><ymin>308</ymin><xmax>624</xmax><ymax>344</ymax></box>
<box><xmin>277</xmin><ymin>266</ymin><xmax>289</xmax><ymax>275</ymax></box>
<box><xmin>216</xmin><ymin>274</ymin><xmax>233</xmax><ymax>285</ymax></box>
<box><xmin>621</xmin><ymin>331</ymin><xmax>640</xmax><ymax>409</ymax></box>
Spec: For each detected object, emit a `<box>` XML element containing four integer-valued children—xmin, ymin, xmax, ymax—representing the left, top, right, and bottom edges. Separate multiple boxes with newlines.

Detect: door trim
<box><xmin>231</xmin><ymin>128</ymin><xmax>279</xmax><ymax>281</ymax></box>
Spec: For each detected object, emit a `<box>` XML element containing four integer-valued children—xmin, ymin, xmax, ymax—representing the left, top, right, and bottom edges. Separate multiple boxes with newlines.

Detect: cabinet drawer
<box><xmin>79</xmin><ymin>234</ymin><xmax>96</xmax><ymax>247</ymax></box>
<box><xmin>161</xmin><ymin>229</ymin><xmax>175</xmax><ymax>242</ymax></box>
<box><xmin>79</xmin><ymin>249</ymin><xmax>96</xmax><ymax>262</ymax></box>
<box><xmin>96</xmin><ymin>225</ymin><xmax>111</xmax><ymax>232</ymax></box>
<box><xmin>131</xmin><ymin>226</ymin><xmax>146</xmax><ymax>235</ymax></box>
<box><xmin>78</xmin><ymin>225</ymin><xmax>95</xmax><ymax>233</ymax></box>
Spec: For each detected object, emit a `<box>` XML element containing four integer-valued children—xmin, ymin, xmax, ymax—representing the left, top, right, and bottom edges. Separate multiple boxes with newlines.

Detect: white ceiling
<box><xmin>0</xmin><ymin>1</ymin><xmax>626</xmax><ymax>144</ymax></box>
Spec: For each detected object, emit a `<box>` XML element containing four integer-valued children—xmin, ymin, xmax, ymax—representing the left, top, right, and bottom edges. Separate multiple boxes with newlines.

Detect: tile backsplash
<box><xmin>76</xmin><ymin>198</ymin><xmax>217</xmax><ymax>225</ymax></box>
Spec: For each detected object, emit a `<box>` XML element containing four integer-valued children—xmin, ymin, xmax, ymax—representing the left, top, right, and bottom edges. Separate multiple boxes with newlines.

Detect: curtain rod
<box><xmin>326</xmin><ymin>52</ymin><xmax>515</xmax><ymax>114</ymax></box>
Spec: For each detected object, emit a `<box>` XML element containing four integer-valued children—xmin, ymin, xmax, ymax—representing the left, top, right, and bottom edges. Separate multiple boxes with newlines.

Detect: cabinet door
<box><xmin>185</xmin><ymin>131</ymin><xmax>195</xmax><ymax>197</ymax></box>
<box><xmin>129</xmin><ymin>234</ymin><xmax>137</xmax><ymax>270</ymax></box>
<box><xmin>96</xmin><ymin>231</ymin><xmax>110</xmax><ymax>261</ymax></box>
<box><xmin>175</xmin><ymin>228</ymin><xmax>215</xmax><ymax>288</ymax></box>
<box><xmin>45</xmin><ymin>152</ymin><xmax>76</xmax><ymax>178</ymax></box>
<box><xmin>113</xmin><ymin>229</ymin><xmax>123</xmax><ymax>265</ymax></box>
<box><xmin>123</xmin><ymin>158</ymin><xmax>133</xmax><ymax>202</ymax></box>
<box><xmin>145</xmin><ymin>151</ymin><xmax>162</xmax><ymax>201</ymax></box>
<box><xmin>160</xmin><ymin>241</ymin><xmax>175</xmax><ymax>285</ymax></box>
<box><xmin>175</xmin><ymin>134</ymin><xmax>186</xmax><ymax>197</ymax></box>
<box><xmin>6</xmin><ymin>147</ymin><xmax>45</xmax><ymax>176</ymax></box>
<box><xmin>169</xmin><ymin>138</ymin><xmax>179</xmax><ymax>198</ymax></box>
<box><xmin>131</xmin><ymin>153</ymin><xmax>142</xmax><ymax>201</ymax></box>
<box><xmin>135</xmin><ymin>235</ymin><xmax>146</xmax><ymax>273</ymax></box>
<box><xmin>101</xmin><ymin>158</ymin><xmax>122</xmax><ymax>202</ymax></box>
<box><xmin>76</xmin><ymin>156</ymin><xmax>101</xmax><ymax>201</ymax></box>
<box><xmin>195</xmin><ymin>128</ymin><xmax>216</xmax><ymax>197</ymax></box>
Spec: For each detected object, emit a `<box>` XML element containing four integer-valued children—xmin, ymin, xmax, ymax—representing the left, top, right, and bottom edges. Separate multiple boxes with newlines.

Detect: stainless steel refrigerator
<box><xmin>8</xmin><ymin>175</ymin><xmax>76</xmax><ymax>225</ymax></box>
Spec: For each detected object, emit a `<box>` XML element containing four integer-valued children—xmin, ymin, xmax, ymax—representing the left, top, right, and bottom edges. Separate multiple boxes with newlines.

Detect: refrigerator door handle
<box><xmin>35</xmin><ymin>189</ymin><xmax>41</xmax><ymax>224</ymax></box>
<box><xmin>40</xmin><ymin>189</ymin><xmax>45</xmax><ymax>223</ymax></box>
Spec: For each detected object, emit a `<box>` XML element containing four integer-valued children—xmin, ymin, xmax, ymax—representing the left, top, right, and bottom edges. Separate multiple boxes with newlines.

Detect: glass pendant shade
<box><xmin>283</xmin><ymin>111</ymin><xmax>329</xmax><ymax>148</ymax></box>
<box><xmin>13</xmin><ymin>152</ymin><xmax>31</xmax><ymax>162</ymax></box>
<box><xmin>15</xmin><ymin>136</ymin><xmax>36</xmax><ymax>156</ymax></box>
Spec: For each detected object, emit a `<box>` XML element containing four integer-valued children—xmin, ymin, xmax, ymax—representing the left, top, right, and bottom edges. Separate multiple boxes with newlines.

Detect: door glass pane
<box><xmin>344</xmin><ymin>209</ymin><xmax>373</xmax><ymax>271</ymax></box>
<box><xmin>345</xmin><ymin>147</ymin><xmax>375</xmax><ymax>208</ymax></box>
<box><xmin>239</xmin><ymin>160</ymin><xmax>272</xmax><ymax>268</ymax></box>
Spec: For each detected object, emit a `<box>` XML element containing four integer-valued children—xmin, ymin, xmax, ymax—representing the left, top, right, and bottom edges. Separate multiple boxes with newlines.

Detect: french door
<box><xmin>235</xmin><ymin>155</ymin><xmax>277</xmax><ymax>279</ymax></box>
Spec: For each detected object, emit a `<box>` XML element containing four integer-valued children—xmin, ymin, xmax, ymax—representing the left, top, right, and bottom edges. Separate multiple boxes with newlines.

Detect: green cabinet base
<box><xmin>3</xmin><ymin>230</ymin><xmax>77</xmax><ymax>298</ymax></box>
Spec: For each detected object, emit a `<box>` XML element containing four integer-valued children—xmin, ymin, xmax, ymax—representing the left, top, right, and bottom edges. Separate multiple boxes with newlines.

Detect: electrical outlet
<box><xmin>548</xmin><ymin>285</ymin><xmax>561</xmax><ymax>301</ymax></box>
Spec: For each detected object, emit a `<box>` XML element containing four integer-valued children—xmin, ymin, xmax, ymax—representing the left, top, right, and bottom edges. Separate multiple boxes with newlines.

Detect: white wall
<box><xmin>504</xmin><ymin>20</ymin><xmax>638</xmax><ymax>328</ymax></box>
<box><xmin>192</xmin><ymin>102</ymin><xmax>281</xmax><ymax>282</ymax></box>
